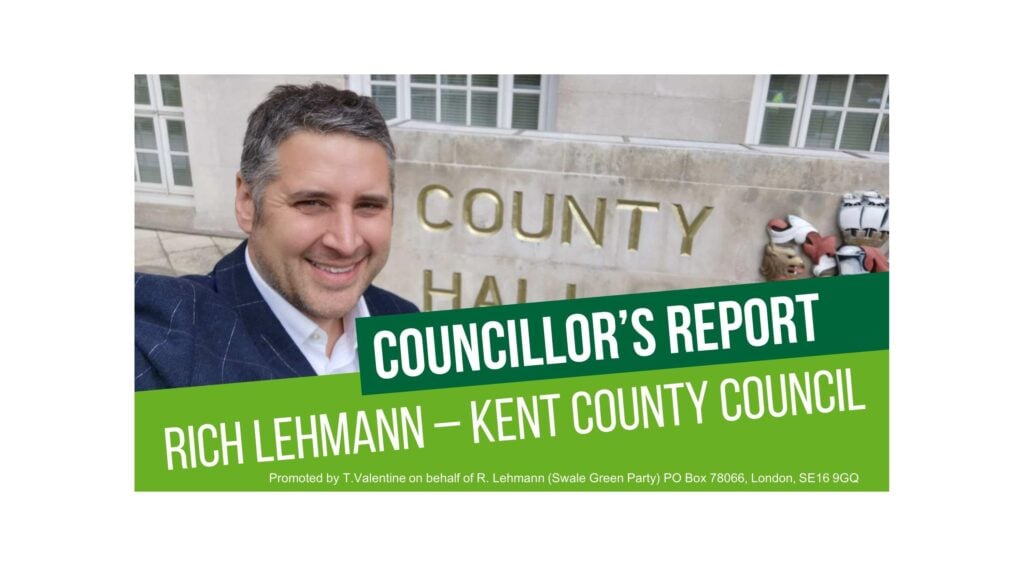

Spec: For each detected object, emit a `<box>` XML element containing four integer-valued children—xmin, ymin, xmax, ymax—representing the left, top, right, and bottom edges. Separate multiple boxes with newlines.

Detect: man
<box><xmin>135</xmin><ymin>83</ymin><xmax>417</xmax><ymax>391</ymax></box>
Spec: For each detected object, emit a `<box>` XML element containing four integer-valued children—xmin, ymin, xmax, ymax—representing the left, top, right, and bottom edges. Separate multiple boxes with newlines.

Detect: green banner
<box><xmin>357</xmin><ymin>274</ymin><xmax>887</xmax><ymax>394</ymax></box>
<box><xmin>137</xmin><ymin>351</ymin><xmax>887</xmax><ymax>491</ymax></box>
<box><xmin>136</xmin><ymin>275</ymin><xmax>888</xmax><ymax>491</ymax></box>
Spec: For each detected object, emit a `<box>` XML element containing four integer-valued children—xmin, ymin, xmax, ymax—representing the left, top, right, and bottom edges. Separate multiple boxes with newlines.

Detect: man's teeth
<box><xmin>311</xmin><ymin>261</ymin><xmax>354</xmax><ymax>274</ymax></box>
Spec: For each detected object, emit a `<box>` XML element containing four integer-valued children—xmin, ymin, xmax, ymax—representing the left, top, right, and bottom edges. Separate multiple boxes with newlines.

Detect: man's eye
<box><xmin>296</xmin><ymin>200</ymin><xmax>327</xmax><ymax>209</ymax></box>
<box><xmin>356</xmin><ymin>201</ymin><xmax>387</xmax><ymax>210</ymax></box>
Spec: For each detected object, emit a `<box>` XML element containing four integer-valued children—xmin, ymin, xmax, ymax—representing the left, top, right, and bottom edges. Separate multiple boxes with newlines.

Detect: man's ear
<box><xmin>235</xmin><ymin>172</ymin><xmax>255</xmax><ymax>234</ymax></box>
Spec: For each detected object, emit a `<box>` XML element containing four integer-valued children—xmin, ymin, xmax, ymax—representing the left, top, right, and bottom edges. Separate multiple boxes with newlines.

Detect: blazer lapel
<box><xmin>213</xmin><ymin>242</ymin><xmax>316</xmax><ymax>379</ymax></box>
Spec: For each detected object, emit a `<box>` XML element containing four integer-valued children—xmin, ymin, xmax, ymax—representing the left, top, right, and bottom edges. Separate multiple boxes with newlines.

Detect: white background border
<box><xmin>3</xmin><ymin>1</ymin><xmax>1021</xmax><ymax>563</ymax></box>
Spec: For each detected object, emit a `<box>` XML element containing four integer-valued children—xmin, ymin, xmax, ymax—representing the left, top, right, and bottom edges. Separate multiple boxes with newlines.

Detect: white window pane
<box><xmin>171</xmin><ymin>155</ymin><xmax>192</xmax><ymax>186</ymax></box>
<box><xmin>411</xmin><ymin>88</ymin><xmax>436</xmax><ymax>121</ymax></box>
<box><xmin>813</xmin><ymin>75</ymin><xmax>848</xmax><ymax>107</ymax></box>
<box><xmin>766</xmin><ymin>75</ymin><xmax>800</xmax><ymax>104</ymax></box>
<box><xmin>440</xmin><ymin>90</ymin><xmax>467</xmax><ymax>124</ymax></box>
<box><xmin>875</xmin><ymin>115</ymin><xmax>889</xmax><ymax>153</ymax></box>
<box><xmin>371</xmin><ymin>74</ymin><xmax>396</xmax><ymax>81</ymax></box>
<box><xmin>470</xmin><ymin>92</ymin><xmax>497</xmax><ymax>127</ymax></box>
<box><xmin>472</xmin><ymin>75</ymin><xmax>498</xmax><ymax>87</ymax></box>
<box><xmin>411</xmin><ymin>74</ymin><xmax>436</xmax><ymax>84</ymax></box>
<box><xmin>441</xmin><ymin>75</ymin><xmax>467</xmax><ymax>86</ymax></box>
<box><xmin>371</xmin><ymin>85</ymin><xmax>397</xmax><ymax>120</ymax></box>
<box><xmin>135</xmin><ymin>117</ymin><xmax>158</xmax><ymax>149</ymax></box>
<box><xmin>839</xmin><ymin>112</ymin><xmax>878</xmax><ymax>151</ymax></box>
<box><xmin>135</xmin><ymin>75</ymin><xmax>150</xmax><ymax>105</ymax></box>
<box><xmin>849</xmin><ymin>75</ymin><xmax>887</xmax><ymax>109</ymax></box>
<box><xmin>137</xmin><ymin>152</ymin><xmax>162</xmax><ymax>183</ymax></box>
<box><xmin>160</xmin><ymin>75</ymin><xmax>183</xmax><ymax>107</ymax></box>
<box><xmin>511</xmin><ymin>93</ymin><xmax>540</xmax><ymax>129</ymax></box>
<box><xmin>514</xmin><ymin>75</ymin><xmax>542</xmax><ymax>90</ymax></box>
<box><xmin>759</xmin><ymin>107</ymin><xmax>794</xmax><ymax>145</ymax></box>
<box><xmin>166</xmin><ymin>119</ymin><xmax>189</xmax><ymax>152</ymax></box>
<box><xmin>805</xmin><ymin>110</ymin><xmax>841</xmax><ymax>148</ymax></box>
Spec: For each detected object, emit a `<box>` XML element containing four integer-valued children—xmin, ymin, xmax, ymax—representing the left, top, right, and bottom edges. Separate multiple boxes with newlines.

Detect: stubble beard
<box><xmin>250</xmin><ymin>244</ymin><xmax>355</xmax><ymax>323</ymax></box>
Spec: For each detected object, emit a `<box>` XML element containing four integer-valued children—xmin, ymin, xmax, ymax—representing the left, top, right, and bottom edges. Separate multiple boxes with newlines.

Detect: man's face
<box><xmin>236</xmin><ymin>131</ymin><xmax>392</xmax><ymax>327</ymax></box>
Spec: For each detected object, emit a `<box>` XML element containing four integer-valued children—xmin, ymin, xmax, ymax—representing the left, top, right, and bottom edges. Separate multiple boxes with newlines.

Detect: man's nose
<box><xmin>321</xmin><ymin>208</ymin><xmax>363</xmax><ymax>254</ymax></box>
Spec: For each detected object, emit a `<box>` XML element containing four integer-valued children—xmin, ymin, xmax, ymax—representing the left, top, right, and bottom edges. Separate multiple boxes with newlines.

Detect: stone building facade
<box><xmin>135</xmin><ymin>74</ymin><xmax>889</xmax><ymax>310</ymax></box>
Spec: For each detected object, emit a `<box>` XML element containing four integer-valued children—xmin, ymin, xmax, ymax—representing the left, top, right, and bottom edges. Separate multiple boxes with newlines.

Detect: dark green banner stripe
<box><xmin>357</xmin><ymin>273</ymin><xmax>888</xmax><ymax>395</ymax></box>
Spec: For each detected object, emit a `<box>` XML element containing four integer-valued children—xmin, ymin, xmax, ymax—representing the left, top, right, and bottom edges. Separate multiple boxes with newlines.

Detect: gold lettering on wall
<box><xmin>415</xmin><ymin>184</ymin><xmax>715</xmax><ymax>256</ymax></box>
<box><xmin>615</xmin><ymin>199</ymin><xmax>660</xmax><ymax>251</ymax></box>
<box><xmin>424</xmin><ymin>270</ymin><xmax>578</xmax><ymax>312</ymax></box>
<box><xmin>512</xmin><ymin>191</ymin><xmax>554</xmax><ymax>242</ymax></box>
<box><xmin>417</xmin><ymin>184</ymin><xmax>453</xmax><ymax>232</ymax></box>
<box><xmin>673</xmin><ymin>204</ymin><xmax>714</xmax><ymax>256</ymax></box>
<box><xmin>474</xmin><ymin>275</ymin><xmax>503</xmax><ymax>307</ymax></box>
<box><xmin>423</xmin><ymin>269</ymin><xmax>461</xmax><ymax>310</ymax></box>
<box><xmin>560</xmin><ymin>196</ymin><xmax>607</xmax><ymax>248</ymax></box>
<box><xmin>463</xmin><ymin>188</ymin><xmax>503</xmax><ymax>235</ymax></box>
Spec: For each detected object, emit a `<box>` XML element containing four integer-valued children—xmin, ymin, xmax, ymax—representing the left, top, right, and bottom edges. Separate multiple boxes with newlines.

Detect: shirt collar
<box><xmin>245</xmin><ymin>246</ymin><xmax>369</xmax><ymax>352</ymax></box>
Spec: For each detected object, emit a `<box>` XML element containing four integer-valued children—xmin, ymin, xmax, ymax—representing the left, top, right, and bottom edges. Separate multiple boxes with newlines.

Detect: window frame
<box><xmin>352</xmin><ymin>74</ymin><xmax>552</xmax><ymax>130</ymax></box>
<box><xmin>747</xmin><ymin>74</ymin><xmax>889</xmax><ymax>154</ymax></box>
<box><xmin>135</xmin><ymin>75</ymin><xmax>194</xmax><ymax>195</ymax></box>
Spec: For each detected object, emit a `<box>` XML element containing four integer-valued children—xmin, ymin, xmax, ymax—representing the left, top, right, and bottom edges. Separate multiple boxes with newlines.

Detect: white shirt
<box><xmin>245</xmin><ymin>248</ymin><xmax>368</xmax><ymax>376</ymax></box>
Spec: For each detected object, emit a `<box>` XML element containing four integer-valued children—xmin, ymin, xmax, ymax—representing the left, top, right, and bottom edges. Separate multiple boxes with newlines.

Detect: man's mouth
<box><xmin>308</xmin><ymin>259</ymin><xmax>359</xmax><ymax>275</ymax></box>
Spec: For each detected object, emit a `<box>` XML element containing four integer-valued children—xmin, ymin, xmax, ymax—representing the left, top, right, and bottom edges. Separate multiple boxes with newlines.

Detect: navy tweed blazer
<box><xmin>135</xmin><ymin>241</ymin><xmax>417</xmax><ymax>391</ymax></box>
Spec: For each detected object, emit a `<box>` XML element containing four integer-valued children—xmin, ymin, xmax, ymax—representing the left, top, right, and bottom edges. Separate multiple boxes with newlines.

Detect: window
<box><xmin>358</xmin><ymin>75</ymin><xmax>549</xmax><ymax>130</ymax></box>
<box><xmin>750</xmin><ymin>75</ymin><xmax>889</xmax><ymax>153</ymax></box>
<box><xmin>135</xmin><ymin>74</ymin><xmax>193</xmax><ymax>193</ymax></box>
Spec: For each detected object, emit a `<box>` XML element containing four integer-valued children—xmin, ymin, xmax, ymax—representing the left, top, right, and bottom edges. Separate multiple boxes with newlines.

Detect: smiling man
<box><xmin>135</xmin><ymin>84</ymin><xmax>417</xmax><ymax>391</ymax></box>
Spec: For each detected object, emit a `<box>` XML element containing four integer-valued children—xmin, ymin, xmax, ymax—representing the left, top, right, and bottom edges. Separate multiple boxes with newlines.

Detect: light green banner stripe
<box><xmin>136</xmin><ymin>350</ymin><xmax>888</xmax><ymax>491</ymax></box>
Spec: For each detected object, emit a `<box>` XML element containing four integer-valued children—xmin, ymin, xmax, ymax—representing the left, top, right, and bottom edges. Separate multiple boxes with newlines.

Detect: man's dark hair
<box><xmin>239</xmin><ymin>83</ymin><xmax>395</xmax><ymax>215</ymax></box>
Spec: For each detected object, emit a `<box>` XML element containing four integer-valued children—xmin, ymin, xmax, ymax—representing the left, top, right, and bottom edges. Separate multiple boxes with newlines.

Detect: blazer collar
<box><xmin>212</xmin><ymin>241</ymin><xmax>316</xmax><ymax>379</ymax></box>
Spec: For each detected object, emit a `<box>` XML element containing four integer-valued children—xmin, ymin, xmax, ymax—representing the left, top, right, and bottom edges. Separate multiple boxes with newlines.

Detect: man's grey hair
<box><xmin>240</xmin><ymin>83</ymin><xmax>395</xmax><ymax>215</ymax></box>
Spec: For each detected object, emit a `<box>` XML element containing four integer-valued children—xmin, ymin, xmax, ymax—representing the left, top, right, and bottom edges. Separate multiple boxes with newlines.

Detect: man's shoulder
<box><xmin>135</xmin><ymin>265</ymin><xmax>272</xmax><ymax>391</ymax></box>
<box><xmin>134</xmin><ymin>271</ymin><xmax>240</xmax><ymax>349</ymax></box>
<box><xmin>135</xmin><ymin>271</ymin><xmax>218</xmax><ymax>300</ymax></box>
<box><xmin>364</xmin><ymin>285</ymin><xmax>419</xmax><ymax>316</ymax></box>
<box><xmin>134</xmin><ymin>270</ymin><xmax>238</xmax><ymax>318</ymax></box>
<box><xmin>134</xmin><ymin>242</ymin><xmax>247</xmax><ymax>306</ymax></box>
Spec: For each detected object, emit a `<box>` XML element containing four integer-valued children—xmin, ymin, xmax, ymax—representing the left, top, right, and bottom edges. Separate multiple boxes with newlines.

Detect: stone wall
<box><xmin>554</xmin><ymin>75</ymin><xmax>756</xmax><ymax>142</ymax></box>
<box><xmin>373</xmin><ymin>125</ymin><xmax>888</xmax><ymax>310</ymax></box>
